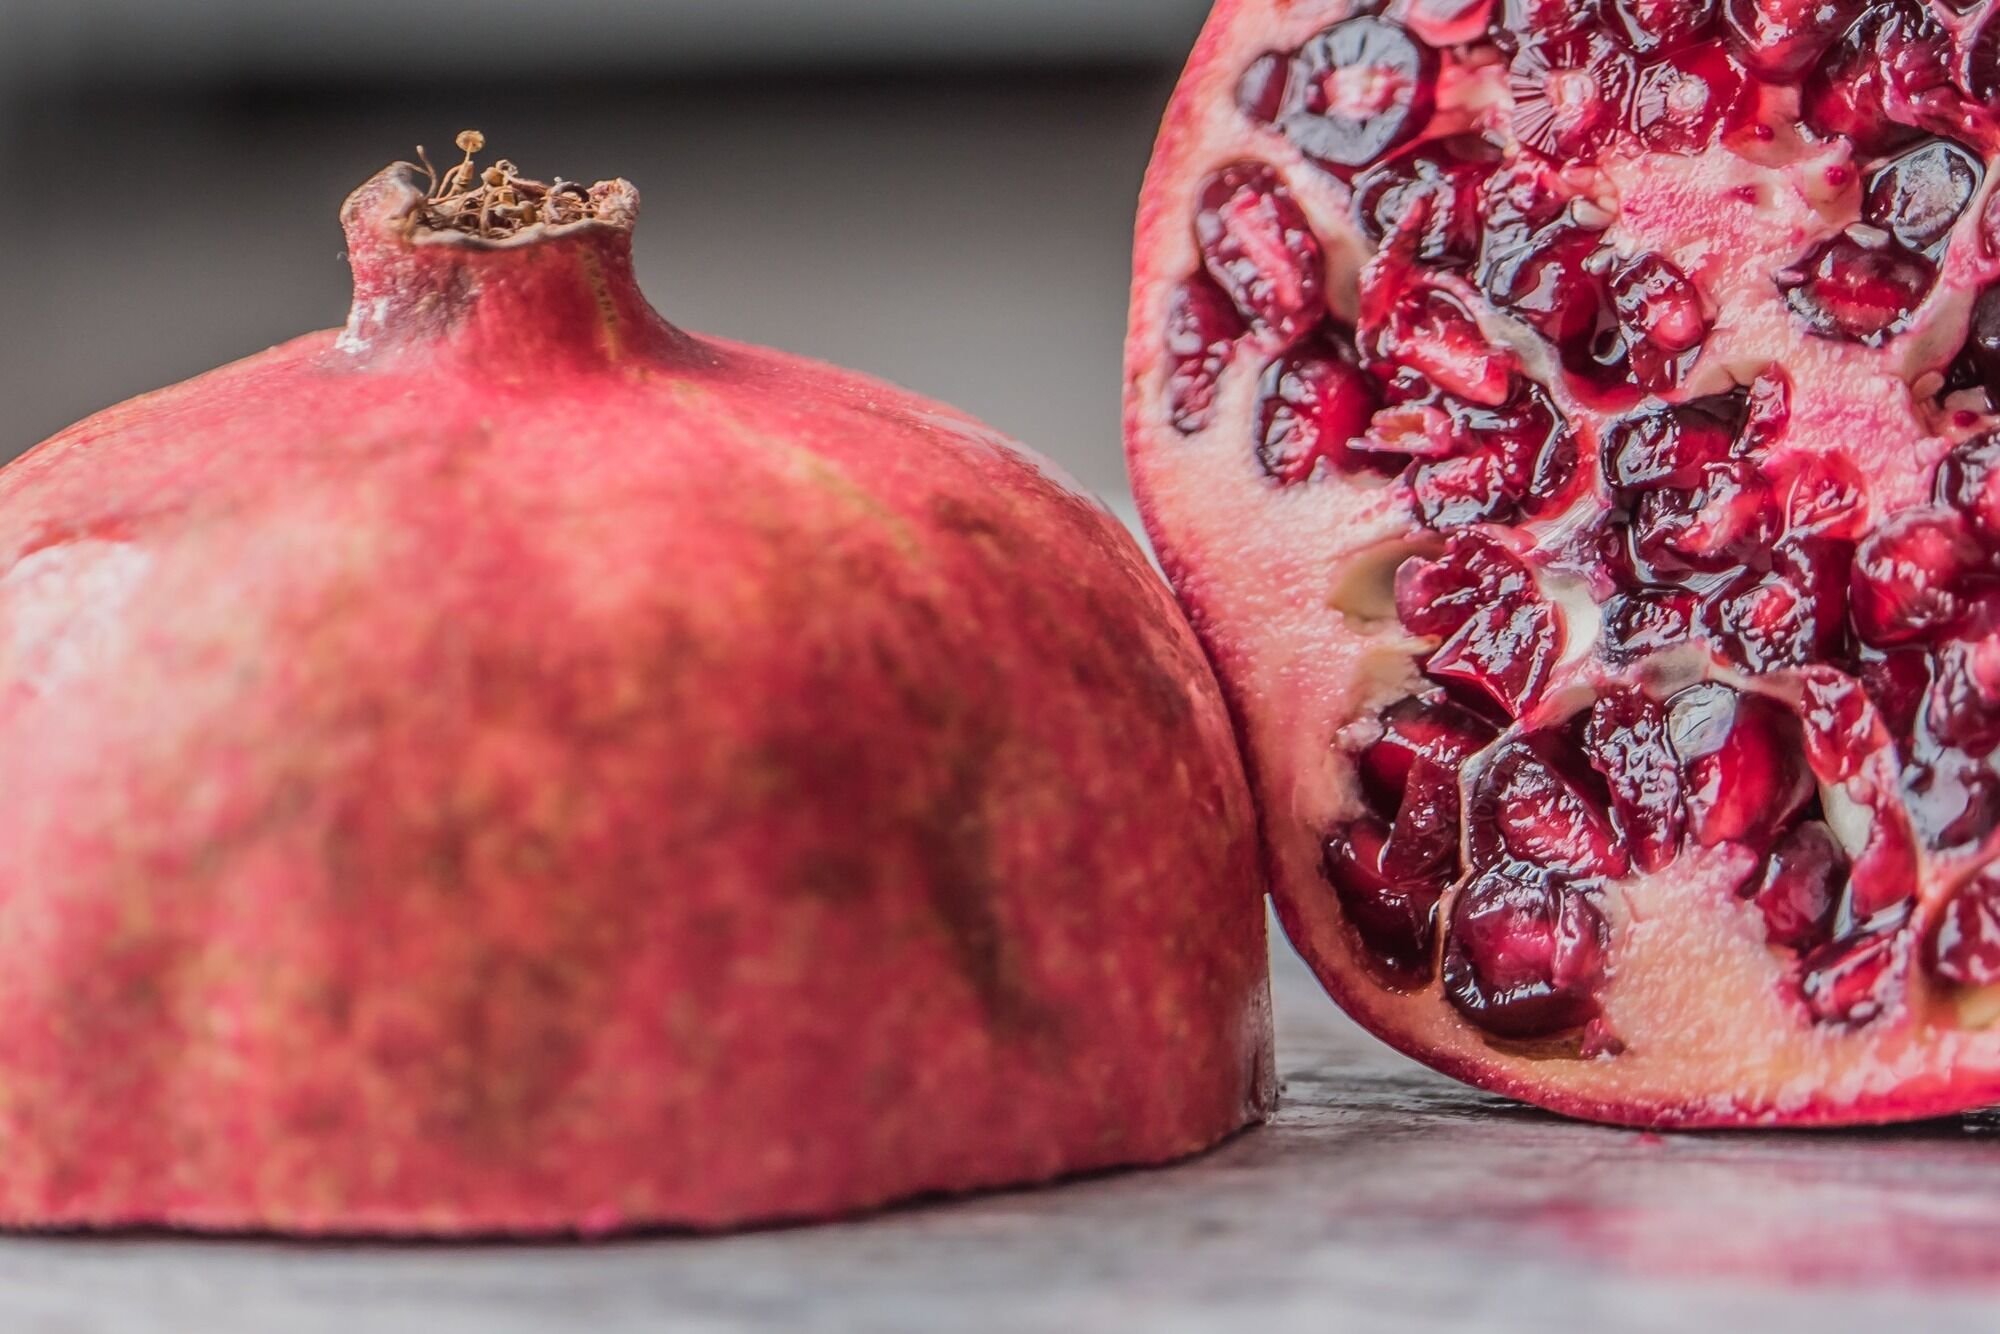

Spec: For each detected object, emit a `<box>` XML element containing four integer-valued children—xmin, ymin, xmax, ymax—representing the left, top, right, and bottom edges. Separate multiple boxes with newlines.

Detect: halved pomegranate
<box><xmin>1128</xmin><ymin>0</ymin><xmax>2000</xmax><ymax>1126</ymax></box>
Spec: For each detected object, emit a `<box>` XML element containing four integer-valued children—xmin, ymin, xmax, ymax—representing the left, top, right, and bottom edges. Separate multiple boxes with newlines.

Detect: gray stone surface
<box><xmin>4</xmin><ymin>946</ymin><xmax>1998</xmax><ymax>1333</ymax></box>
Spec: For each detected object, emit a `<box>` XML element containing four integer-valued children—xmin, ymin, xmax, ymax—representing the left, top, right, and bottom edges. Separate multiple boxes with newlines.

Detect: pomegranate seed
<box><xmin>1964</xmin><ymin>7</ymin><xmax>2000</xmax><ymax>103</ymax></box>
<box><xmin>1164</xmin><ymin>274</ymin><xmax>1247</xmax><ymax>436</ymax></box>
<box><xmin>1957</xmin><ymin>285</ymin><xmax>2000</xmax><ymax>395</ymax></box>
<box><xmin>1601</xmin><ymin>400</ymin><xmax>1737</xmax><ymax>491</ymax></box>
<box><xmin>1721</xmin><ymin>0</ymin><xmax>1866</xmax><ymax>79</ymax></box>
<box><xmin>1668</xmin><ymin>684</ymin><xmax>1814</xmax><ymax>849</ymax></box>
<box><xmin>1849</xmin><ymin>508</ymin><xmax>1984</xmax><ymax>646</ymax></box>
<box><xmin>1281</xmin><ymin>18</ymin><xmax>1440</xmax><ymax>171</ymax></box>
<box><xmin>1194</xmin><ymin>163</ymin><xmax>1327</xmax><ymax>347</ymax></box>
<box><xmin>1747</xmin><ymin>821</ymin><xmax>1846</xmax><ymax>951</ymax></box>
<box><xmin>1443</xmin><ymin>865</ymin><xmax>1609</xmax><ymax>1038</ymax></box>
<box><xmin>1396</xmin><ymin>532</ymin><xmax>1535</xmax><ymax>637</ymax></box>
<box><xmin>1324</xmin><ymin>818</ymin><xmax>1446</xmax><ymax>980</ymax></box>
<box><xmin>1904</xmin><ymin>752</ymin><xmax>2000</xmax><ymax>851</ymax></box>
<box><xmin>1383</xmin><ymin>757</ymin><xmax>1469</xmax><ymax>883</ymax></box>
<box><xmin>1798</xmin><ymin>664</ymin><xmax>1892</xmax><ymax>783</ymax></box>
<box><xmin>1471</xmin><ymin>736</ymin><xmax>1631</xmax><ymax>880</ymax></box>
<box><xmin>1425</xmin><ymin>596</ymin><xmax>1565</xmax><ymax>718</ymax></box>
<box><xmin>1613</xmin><ymin>253</ymin><xmax>1709</xmax><ymax>354</ymax></box>
<box><xmin>1937</xmin><ymin>432</ymin><xmax>2000</xmax><ymax>541</ymax></box>
<box><xmin>1801</xmin><ymin>1</ymin><xmax>1958</xmax><ymax>157</ymax></box>
<box><xmin>1784</xmin><ymin>453</ymin><xmax>1869</xmax><ymax>539</ymax></box>
<box><xmin>1742</xmin><ymin>366</ymin><xmax>1792</xmax><ymax>451</ymax></box>
<box><xmin>1930</xmin><ymin>866</ymin><xmax>2000</xmax><ymax>988</ymax></box>
<box><xmin>1584</xmin><ymin>689</ymin><xmax>1685</xmax><ymax>873</ymax></box>
<box><xmin>1484</xmin><ymin>225</ymin><xmax>1614</xmax><ymax>351</ymax></box>
<box><xmin>1351</xmin><ymin>138</ymin><xmax>1499</xmax><ymax>269</ymax></box>
<box><xmin>1603</xmin><ymin>586</ymin><xmax>1700</xmax><ymax>657</ymax></box>
<box><xmin>1633</xmin><ymin>43</ymin><xmax>1750</xmax><ymax>153</ymax></box>
<box><xmin>1863</xmin><ymin>140</ymin><xmax>1983</xmax><ymax>257</ymax></box>
<box><xmin>1374</xmin><ymin>289</ymin><xmax>1519</xmax><ymax>406</ymax></box>
<box><xmin>1775</xmin><ymin>233</ymin><xmax>1937</xmax><ymax>346</ymax></box>
<box><xmin>1709</xmin><ymin>538</ymin><xmax>1853</xmax><ymax>672</ymax></box>
<box><xmin>1254</xmin><ymin>335</ymin><xmax>1385</xmax><ymax>483</ymax></box>
<box><xmin>1632</xmin><ymin>460</ymin><xmax>1779</xmax><ymax>572</ymax></box>
<box><xmin>1610</xmin><ymin>0</ymin><xmax>1718</xmax><ymax>53</ymax></box>
<box><xmin>1858</xmin><ymin>649</ymin><xmax>1933</xmax><ymax>747</ymax></box>
<box><xmin>1360</xmin><ymin>693</ymin><xmax>1498</xmax><ymax>812</ymax></box>
<box><xmin>1413</xmin><ymin>453</ymin><xmax>1518</xmax><ymax>529</ymax></box>
<box><xmin>1800</xmin><ymin>927</ymin><xmax>1908</xmax><ymax>1026</ymax></box>
<box><xmin>1924</xmin><ymin>637</ymin><xmax>2000</xmax><ymax>754</ymax></box>
<box><xmin>1508</xmin><ymin>30</ymin><xmax>1640</xmax><ymax>161</ymax></box>
<box><xmin>1840</xmin><ymin>789</ymin><xmax>1920</xmax><ymax>929</ymax></box>
<box><xmin>1236</xmin><ymin>51</ymin><xmax>1292</xmax><ymax>124</ymax></box>
<box><xmin>1495</xmin><ymin>0</ymin><xmax>1605</xmax><ymax>51</ymax></box>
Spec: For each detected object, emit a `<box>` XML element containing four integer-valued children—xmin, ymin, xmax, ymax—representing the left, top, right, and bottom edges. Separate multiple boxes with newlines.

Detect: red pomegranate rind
<box><xmin>0</xmin><ymin>152</ymin><xmax>1280</xmax><ymax>1236</ymax></box>
<box><xmin>1129</xmin><ymin>0</ymin><xmax>2000</xmax><ymax>1127</ymax></box>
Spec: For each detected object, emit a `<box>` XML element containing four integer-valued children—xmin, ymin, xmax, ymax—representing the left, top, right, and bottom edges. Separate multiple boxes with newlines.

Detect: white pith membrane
<box><xmin>1127</xmin><ymin>0</ymin><xmax>2000</xmax><ymax>1123</ymax></box>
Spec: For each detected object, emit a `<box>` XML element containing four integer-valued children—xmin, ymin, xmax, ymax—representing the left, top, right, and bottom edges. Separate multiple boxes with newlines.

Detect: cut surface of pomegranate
<box><xmin>0</xmin><ymin>142</ymin><xmax>1276</xmax><ymax>1233</ymax></box>
<box><xmin>1128</xmin><ymin>0</ymin><xmax>2000</xmax><ymax>1126</ymax></box>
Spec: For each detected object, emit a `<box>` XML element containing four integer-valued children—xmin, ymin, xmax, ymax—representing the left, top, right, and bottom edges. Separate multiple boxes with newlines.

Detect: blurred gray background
<box><xmin>0</xmin><ymin>0</ymin><xmax>1212</xmax><ymax>508</ymax></box>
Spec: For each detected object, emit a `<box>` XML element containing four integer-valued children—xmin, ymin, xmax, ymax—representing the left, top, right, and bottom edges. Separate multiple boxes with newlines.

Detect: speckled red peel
<box><xmin>1128</xmin><ymin>0</ymin><xmax>2000</xmax><ymax>1127</ymax></box>
<box><xmin>0</xmin><ymin>149</ymin><xmax>1274</xmax><ymax>1235</ymax></box>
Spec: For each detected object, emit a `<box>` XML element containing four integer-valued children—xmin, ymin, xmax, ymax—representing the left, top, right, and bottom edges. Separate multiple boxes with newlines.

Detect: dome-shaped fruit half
<box><xmin>0</xmin><ymin>139</ymin><xmax>1274</xmax><ymax>1233</ymax></box>
<box><xmin>1127</xmin><ymin>0</ymin><xmax>2000</xmax><ymax>1126</ymax></box>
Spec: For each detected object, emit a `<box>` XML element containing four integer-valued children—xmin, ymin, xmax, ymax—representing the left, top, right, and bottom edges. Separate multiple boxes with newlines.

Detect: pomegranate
<box><xmin>1127</xmin><ymin>1</ymin><xmax>2000</xmax><ymax>1126</ymax></box>
<box><xmin>0</xmin><ymin>138</ymin><xmax>1275</xmax><ymax>1234</ymax></box>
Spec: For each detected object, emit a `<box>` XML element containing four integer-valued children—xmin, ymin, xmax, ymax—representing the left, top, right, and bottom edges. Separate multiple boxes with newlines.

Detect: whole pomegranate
<box><xmin>0</xmin><ymin>139</ymin><xmax>1273</xmax><ymax>1233</ymax></box>
<box><xmin>1129</xmin><ymin>1</ymin><xmax>2000</xmax><ymax>1126</ymax></box>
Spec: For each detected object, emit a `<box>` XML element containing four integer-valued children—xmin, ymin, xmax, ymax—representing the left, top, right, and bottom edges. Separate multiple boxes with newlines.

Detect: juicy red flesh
<box><xmin>1254</xmin><ymin>335</ymin><xmax>1384</xmax><ymax>482</ymax></box>
<box><xmin>1932</xmin><ymin>866</ymin><xmax>2000</xmax><ymax>986</ymax></box>
<box><xmin>1775</xmin><ymin>233</ymin><xmax>1937</xmax><ymax>346</ymax></box>
<box><xmin>1667</xmin><ymin>684</ymin><xmax>1814</xmax><ymax>849</ymax></box>
<box><xmin>1274</xmin><ymin>18</ymin><xmax>1440</xmax><ymax>171</ymax></box>
<box><xmin>1443</xmin><ymin>866</ymin><xmax>1609</xmax><ymax>1039</ymax></box>
<box><xmin>1864</xmin><ymin>140</ymin><xmax>1983</xmax><ymax>257</ymax></box>
<box><xmin>1194</xmin><ymin>163</ymin><xmax>1326</xmax><ymax>348</ymax></box>
<box><xmin>1799</xmin><ymin>2</ymin><xmax>1959</xmax><ymax>156</ymax></box>
<box><xmin>1165</xmin><ymin>275</ymin><xmax>1246</xmax><ymax>436</ymax></box>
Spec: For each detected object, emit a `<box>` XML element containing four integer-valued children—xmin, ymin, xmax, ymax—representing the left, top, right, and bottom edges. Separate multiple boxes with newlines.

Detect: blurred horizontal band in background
<box><xmin>0</xmin><ymin>0</ymin><xmax>1210</xmax><ymax>512</ymax></box>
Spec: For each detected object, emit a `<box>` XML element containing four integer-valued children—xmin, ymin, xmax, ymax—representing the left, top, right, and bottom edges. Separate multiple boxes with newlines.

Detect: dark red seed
<box><xmin>1601</xmin><ymin>401</ymin><xmax>1737</xmax><ymax>491</ymax></box>
<box><xmin>1412</xmin><ymin>453</ymin><xmax>1519</xmax><ymax>529</ymax></box>
<box><xmin>1443</xmin><ymin>865</ymin><xmax>1609</xmax><ymax>1038</ymax></box>
<box><xmin>1924</xmin><ymin>638</ymin><xmax>2000</xmax><ymax>754</ymax></box>
<box><xmin>1747</xmin><ymin>821</ymin><xmax>1847</xmax><ymax>951</ymax></box>
<box><xmin>1937</xmin><ymin>432</ymin><xmax>2000</xmax><ymax>541</ymax></box>
<box><xmin>1857</xmin><ymin>650</ymin><xmax>1933</xmax><ymax>749</ymax></box>
<box><xmin>1800</xmin><ymin>1</ymin><xmax>1958</xmax><ymax>157</ymax></box>
<box><xmin>1603</xmin><ymin>587</ymin><xmax>1700</xmax><ymax>657</ymax></box>
<box><xmin>1839</xmin><ymin>787</ymin><xmax>1920</xmax><ymax>930</ymax></box>
<box><xmin>1931</xmin><ymin>865</ymin><xmax>2000</xmax><ymax>988</ymax></box>
<box><xmin>1632</xmin><ymin>460</ymin><xmax>1779</xmax><ymax>572</ymax></box>
<box><xmin>1484</xmin><ymin>225</ymin><xmax>1613</xmax><ymax>351</ymax></box>
<box><xmin>1783</xmin><ymin>453</ymin><xmax>1869</xmax><ymax>539</ymax></box>
<box><xmin>1613</xmin><ymin>253</ymin><xmax>1709</xmax><ymax>355</ymax></box>
<box><xmin>1496</xmin><ymin>0</ymin><xmax>1606</xmax><ymax>50</ymax></box>
<box><xmin>1849</xmin><ymin>508</ymin><xmax>1984</xmax><ymax>647</ymax></box>
<box><xmin>1164</xmin><ymin>274</ymin><xmax>1247</xmax><ymax>436</ymax></box>
<box><xmin>1469</xmin><ymin>380</ymin><xmax>1580</xmax><ymax>507</ymax></box>
<box><xmin>1708</xmin><ymin>537</ymin><xmax>1851</xmax><ymax>672</ymax></box>
<box><xmin>1721</xmin><ymin>0</ymin><xmax>1866</xmax><ymax>79</ymax></box>
<box><xmin>1423</xmin><ymin>598</ymin><xmax>1564</xmax><ymax>720</ymax></box>
<box><xmin>1610</xmin><ymin>0</ymin><xmax>1718</xmax><ymax>53</ymax></box>
<box><xmin>1324</xmin><ymin>818</ymin><xmax>1445</xmax><ymax>981</ymax></box>
<box><xmin>1470</xmin><ymin>736</ymin><xmax>1631</xmax><ymax>880</ymax></box>
<box><xmin>1800</xmin><ymin>928</ymin><xmax>1908</xmax><ymax>1026</ymax></box>
<box><xmin>1584</xmin><ymin>689</ymin><xmax>1685</xmax><ymax>874</ymax></box>
<box><xmin>1508</xmin><ymin>30</ymin><xmax>1640</xmax><ymax>161</ymax></box>
<box><xmin>1194</xmin><ymin>163</ymin><xmax>1327</xmax><ymax>347</ymax></box>
<box><xmin>1863</xmin><ymin>140</ymin><xmax>1983</xmax><ymax>257</ymax></box>
<box><xmin>1904</xmin><ymin>753</ymin><xmax>2000</xmax><ymax>852</ymax></box>
<box><xmin>1372</xmin><ymin>289</ymin><xmax>1519</xmax><ymax>406</ymax></box>
<box><xmin>1797</xmin><ymin>664</ymin><xmax>1894</xmax><ymax>783</ymax></box>
<box><xmin>1958</xmin><ymin>286</ymin><xmax>2000</xmax><ymax>396</ymax></box>
<box><xmin>1633</xmin><ymin>42</ymin><xmax>1749</xmax><ymax>152</ymax></box>
<box><xmin>1351</xmin><ymin>138</ymin><xmax>1500</xmax><ymax>269</ymax></box>
<box><xmin>1396</xmin><ymin>532</ymin><xmax>1536</xmax><ymax>638</ymax></box>
<box><xmin>1237</xmin><ymin>51</ymin><xmax>1293</xmax><ymax>124</ymax></box>
<box><xmin>1281</xmin><ymin>18</ymin><xmax>1440</xmax><ymax>171</ymax></box>
<box><xmin>1667</xmin><ymin>684</ymin><xmax>1814</xmax><ymax>849</ymax></box>
<box><xmin>1383</xmin><ymin>758</ymin><xmax>1468</xmax><ymax>884</ymax></box>
<box><xmin>1360</xmin><ymin>693</ymin><xmax>1499</xmax><ymax>813</ymax></box>
<box><xmin>1775</xmin><ymin>233</ymin><xmax>1937</xmax><ymax>346</ymax></box>
<box><xmin>1254</xmin><ymin>335</ymin><xmax>1384</xmax><ymax>483</ymax></box>
<box><xmin>1964</xmin><ymin>7</ymin><xmax>2000</xmax><ymax>103</ymax></box>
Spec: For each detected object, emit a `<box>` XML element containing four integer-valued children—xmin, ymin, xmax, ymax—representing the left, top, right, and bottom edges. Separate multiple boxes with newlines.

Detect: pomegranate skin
<box><xmin>1128</xmin><ymin>0</ymin><xmax>2000</xmax><ymax>1129</ymax></box>
<box><xmin>0</xmin><ymin>163</ymin><xmax>1274</xmax><ymax>1234</ymax></box>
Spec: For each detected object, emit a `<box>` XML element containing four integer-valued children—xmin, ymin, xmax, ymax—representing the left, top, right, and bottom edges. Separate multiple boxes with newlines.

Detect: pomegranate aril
<box><xmin>1633</xmin><ymin>42</ymin><xmax>1749</xmax><ymax>153</ymax></box>
<box><xmin>1413</xmin><ymin>453</ymin><xmax>1518</xmax><ymax>528</ymax></box>
<box><xmin>1603</xmin><ymin>586</ymin><xmax>1700</xmax><ymax>657</ymax></box>
<box><xmin>1351</xmin><ymin>139</ymin><xmax>1499</xmax><ymax>269</ymax></box>
<box><xmin>1931</xmin><ymin>866</ymin><xmax>2000</xmax><ymax>988</ymax></box>
<box><xmin>1194</xmin><ymin>163</ymin><xmax>1326</xmax><ymax>347</ymax></box>
<box><xmin>1938</xmin><ymin>432</ymin><xmax>2000</xmax><ymax>542</ymax></box>
<box><xmin>1508</xmin><ymin>31</ymin><xmax>1639</xmax><ymax>162</ymax></box>
<box><xmin>1164</xmin><ymin>274</ymin><xmax>1247</xmax><ymax>436</ymax></box>
<box><xmin>1426</xmin><ymin>597</ymin><xmax>1565</xmax><ymax>718</ymax></box>
<box><xmin>1395</xmin><ymin>532</ymin><xmax>1534</xmax><ymax>638</ymax></box>
<box><xmin>1848</xmin><ymin>508</ymin><xmax>1984</xmax><ymax>647</ymax></box>
<box><xmin>1721</xmin><ymin>0</ymin><xmax>1867</xmax><ymax>79</ymax></box>
<box><xmin>1748</xmin><ymin>821</ymin><xmax>1846</xmax><ymax>952</ymax></box>
<box><xmin>1383</xmin><ymin>758</ymin><xmax>1468</xmax><ymax>883</ymax></box>
<box><xmin>1613</xmin><ymin>253</ymin><xmax>1708</xmax><ymax>355</ymax></box>
<box><xmin>1601</xmin><ymin>400</ymin><xmax>1737</xmax><ymax>491</ymax></box>
<box><xmin>1668</xmin><ymin>684</ymin><xmax>1814</xmax><ymax>849</ymax></box>
<box><xmin>1496</xmin><ymin>0</ymin><xmax>1606</xmax><ymax>50</ymax></box>
<box><xmin>1360</xmin><ymin>692</ymin><xmax>1498</xmax><ymax>811</ymax></box>
<box><xmin>1798</xmin><ymin>664</ymin><xmax>1894</xmax><ymax>783</ymax></box>
<box><xmin>1708</xmin><ymin>537</ymin><xmax>1852</xmax><ymax>672</ymax></box>
<box><xmin>1237</xmin><ymin>51</ymin><xmax>1292</xmax><ymax>124</ymax></box>
<box><xmin>1800</xmin><ymin>927</ymin><xmax>1908</xmax><ymax>1026</ymax></box>
<box><xmin>1858</xmin><ymin>649</ymin><xmax>1933</xmax><ymax>748</ymax></box>
<box><xmin>1957</xmin><ymin>286</ymin><xmax>2000</xmax><ymax>398</ymax></box>
<box><xmin>1470</xmin><ymin>735</ymin><xmax>1630</xmax><ymax>880</ymax></box>
<box><xmin>1483</xmin><ymin>224</ymin><xmax>1612</xmax><ymax>351</ymax></box>
<box><xmin>1964</xmin><ymin>7</ymin><xmax>2000</xmax><ymax>103</ymax></box>
<box><xmin>1904</xmin><ymin>753</ymin><xmax>2000</xmax><ymax>851</ymax></box>
<box><xmin>1324</xmin><ymin>818</ymin><xmax>1446</xmax><ymax>980</ymax></box>
<box><xmin>1863</xmin><ymin>140</ymin><xmax>1983</xmax><ymax>258</ymax></box>
<box><xmin>1371</xmin><ymin>289</ymin><xmax>1518</xmax><ymax>406</ymax></box>
<box><xmin>1584</xmin><ymin>689</ymin><xmax>1684</xmax><ymax>873</ymax></box>
<box><xmin>1776</xmin><ymin>232</ymin><xmax>1937</xmax><ymax>346</ymax></box>
<box><xmin>1800</xmin><ymin>1</ymin><xmax>1958</xmax><ymax>156</ymax></box>
<box><xmin>1443</xmin><ymin>865</ymin><xmax>1609</xmax><ymax>1039</ymax></box>
<box><xmin>1924</xmin><ymin>638</ymin><xmax>2000</xmax><ymax>754</ymax></box>
<box><xmin>1610</xmin><ymin>0</ymin><xmax>1718</xmax><ymax>54</ymax></box>
<box><xmin>1254</xmin><ymin>334</ymin><xmax>1385</xmax><ymax>483</ymax></box>
<box><xmin>1784</xmin><ymin>453</ymin><xmax>1868</xmax><ymax>540</ymax></box>
<box><xmin>1839</xmin><ymin>789</ymin><xmax>1921</xmax><ymax>930</ymax></box>
<box><xmin>1632</xmin><ymin>460</ymin><xmax>1779</xmax><ymax>572</ymax></box>
<box><xmin>1280</xmin><ymin>18</ymin><xmax>1440</xmax><ymax>171</ymax></box>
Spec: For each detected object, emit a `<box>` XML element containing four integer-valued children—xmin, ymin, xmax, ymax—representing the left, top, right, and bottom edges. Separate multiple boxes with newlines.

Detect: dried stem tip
<box><xmin>412</xmin><ymin>129</ymin><xmax>611</xmax><ymax>240</ymax></box>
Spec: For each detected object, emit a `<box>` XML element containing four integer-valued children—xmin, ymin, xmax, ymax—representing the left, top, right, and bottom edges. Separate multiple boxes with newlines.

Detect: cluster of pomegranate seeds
<box><xmin>1154</xmin><ymin>0</ymin><xmax>2000</xmax><ymax>1059</ymax></box>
